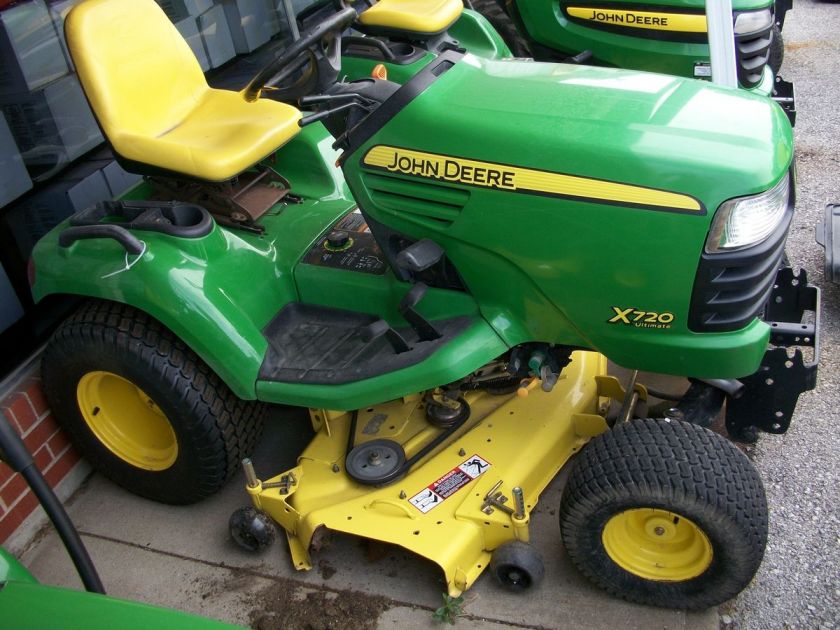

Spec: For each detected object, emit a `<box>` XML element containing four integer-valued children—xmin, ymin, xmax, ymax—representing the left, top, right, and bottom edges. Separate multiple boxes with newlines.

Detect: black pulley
<box><xmin>345</xmin><ymin>438</ymin><xmax>406</xmax><ymax>485</ymax></box>
<box><xmin>425</xmin><ymin>397</ymin><xmax>470</xmax><ymax>428</ymax></box>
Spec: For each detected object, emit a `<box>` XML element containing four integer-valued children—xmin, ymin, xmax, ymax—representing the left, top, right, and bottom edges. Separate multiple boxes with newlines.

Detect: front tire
<box><xmin>559</xmin><ymin>418</ymin><xmax>767</xmax><ymax>609</ymax></box>
<box><xmin>42</xmin><ymin>300</ymin><xmax>265</xmax><ymax>504</ymax></box>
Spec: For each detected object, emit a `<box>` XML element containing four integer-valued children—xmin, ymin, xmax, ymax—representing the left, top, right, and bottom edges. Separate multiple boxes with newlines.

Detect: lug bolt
<box><xmin>654</xmin><ymin>526</ymin><xmax>666</xmax><ymax>536</ymax></box>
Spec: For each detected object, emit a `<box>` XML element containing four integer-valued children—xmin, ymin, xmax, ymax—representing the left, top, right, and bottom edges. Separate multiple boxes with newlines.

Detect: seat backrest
<box><xmin>66</xmin><ymin>0</ymin><xmax>209</xmax><ymax>141</ymax></box>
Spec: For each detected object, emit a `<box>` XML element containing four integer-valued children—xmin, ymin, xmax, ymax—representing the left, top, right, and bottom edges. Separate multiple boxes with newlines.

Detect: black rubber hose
<box><xmin>0</xmin><ymin>414</ymin><xmax>105</xmax><ymax>594</ymax></box>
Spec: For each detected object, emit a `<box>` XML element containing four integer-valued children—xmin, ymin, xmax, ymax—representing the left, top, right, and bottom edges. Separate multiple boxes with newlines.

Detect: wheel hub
<box><xmin>76</xmin><ymin>371</ymin><xmax>178</xmax><ymax>471</ymax></box>
<box><xmin>602</xmin><ymin>508</ymin><xmax>713</xmax><ymax>581</ymax></box>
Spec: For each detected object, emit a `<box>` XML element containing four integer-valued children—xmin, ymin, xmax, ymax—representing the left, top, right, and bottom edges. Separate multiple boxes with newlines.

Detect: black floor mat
<box><xmin>259</xmin><ymin>303</ymin><xmax>471</xmax><ymax>385</ymax></box>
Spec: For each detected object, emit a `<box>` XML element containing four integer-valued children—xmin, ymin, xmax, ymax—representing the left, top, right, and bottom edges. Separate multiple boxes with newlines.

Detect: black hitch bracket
<box><xmin>725</xmin><ymin>267</ymin><xmax>820</xmax><ymax>442</ymax></box>
<box><xmin>772</xmin><ymin>76</ymin><xmax>796</xmax><ymax>127</ymax></box>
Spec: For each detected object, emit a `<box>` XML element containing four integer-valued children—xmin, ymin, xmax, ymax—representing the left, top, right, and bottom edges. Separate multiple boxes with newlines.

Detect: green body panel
<box><xmin>513</xmin><ymin>0</ymin><xmax>773</xmax><ymax>89</ymax></box>
<box><xmin>0</xmin><ymin>548</ymin><xmax>236</xmax><ymax>628</ymax></box>
<box><xmin>343</xmin><ymin>55</ymin><xmax>792</xmax><ymax>378</ymax></box>
<box><xmin>1</xmin><ymin>581</ymin><xmax>238</xmax><ymax>629</ymax></box>
<box><xmin>0</xmin><ymin>548</ymin><xmax>37</xmax><ymax>584</ymax></box>
<box><xmin>340</xmin><ymin>9</ymin><xmax>511</xmax><ymax>85</ymax></box>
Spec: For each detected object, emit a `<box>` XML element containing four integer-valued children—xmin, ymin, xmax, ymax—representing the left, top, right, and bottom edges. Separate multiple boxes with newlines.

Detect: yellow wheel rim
<box><xmin>602</xmin><ymin>508</ymin><xmax>713</xmax><ymax>581</ymax></box>
<box><xmin>76</xmin><ymin>371</ymin><xmax>178</xmax><ymax>471</ymax></box>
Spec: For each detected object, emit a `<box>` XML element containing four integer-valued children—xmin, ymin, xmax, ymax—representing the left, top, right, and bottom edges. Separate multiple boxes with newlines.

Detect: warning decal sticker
<box><xmin>408</xmin><ymin>454</ymin><xmax>491</xmax><ymax>514</ymax></box>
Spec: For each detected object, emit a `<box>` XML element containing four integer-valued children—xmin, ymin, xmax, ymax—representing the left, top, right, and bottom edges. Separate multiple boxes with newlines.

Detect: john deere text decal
<box><xmin>566</xmin><ymin>7</ymin><xmax>707</xmax><ymax>32</ymax></box>
<box><xmin>363</xmin><ymin>146</ymin><xmax>704</xmax><ymax>213</ymax></box>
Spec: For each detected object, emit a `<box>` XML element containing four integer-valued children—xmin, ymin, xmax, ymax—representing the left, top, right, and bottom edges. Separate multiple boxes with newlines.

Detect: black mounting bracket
<box><xmin>725</xmin><ymin>267</ymin><xmax>820</xmax><ymax>442</ymax></box>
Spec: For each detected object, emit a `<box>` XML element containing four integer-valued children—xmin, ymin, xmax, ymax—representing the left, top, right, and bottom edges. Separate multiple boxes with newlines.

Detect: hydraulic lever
<box><xmin>298</xmin><ymin>92</ymin><xmax>378</xmax><ymax>127</ymax></box>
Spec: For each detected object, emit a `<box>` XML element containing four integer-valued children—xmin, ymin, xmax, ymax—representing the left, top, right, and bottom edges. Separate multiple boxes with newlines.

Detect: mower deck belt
<box><xmin>344</xmin><ymin>400</ymin><xmax>471</xmax><ymax>486</ymax></box>
<box><xmin>259</xmin><ymin>302</ymin><xmax>470</xmax><ymax>385</ymax></box>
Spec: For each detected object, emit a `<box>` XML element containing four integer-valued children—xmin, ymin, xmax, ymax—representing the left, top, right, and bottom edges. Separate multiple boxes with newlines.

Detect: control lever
<box><xmin>299</xmin><ymin>93</ymin><xmax>367</xmax><ymax>106</ymax></box>
<box><xmin>567</xmin><ymin>50</ymin><xmax>593</xmax><ymax>64</ymax></box>
<box><xmin>298</xmin><ymin>93</ymin><xmax>378</xmax><ymax>128</ymax></box>
<box><xmin>360</xmin><ymin>318</ymin><xmax>410</xmax><ymax>354</ymax></box>
<box><xmin>528</xmin><ymin>349</ymin><xmax>561</xmax><ymax>392</ymax></box>
<box><xmin>299</xmin><ymin>101</ymin><xmax>368</xmax><ymax>127</ymax></box>
<box><xmin>399</xmin><ymin>283</ymin><xmax>442</xmax><ymax>342</ymax></box>
<box><xmin>396</xmin><ymin>239</ymin><xmax>445</xmax><ymax>273</ymax></box>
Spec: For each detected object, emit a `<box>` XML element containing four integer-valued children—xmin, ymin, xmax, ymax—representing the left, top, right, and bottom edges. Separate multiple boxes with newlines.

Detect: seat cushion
<box><xmin>66</xmin><ymin>0</ymin><xmax>301</xmax><ymax>181</ymax></box>
<box><xmin>358</xmin><ymin>0</ymin><xmax>463</xmax><ymax>35</ymax></box>
<box><xmin>115</xmin><ymin>89</ymin><xmax>301</xmax><ymax>182</ymax></box>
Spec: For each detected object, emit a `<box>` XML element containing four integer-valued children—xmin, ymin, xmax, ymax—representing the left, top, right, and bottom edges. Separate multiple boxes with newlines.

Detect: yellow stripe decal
<box><xmin>363</xmin><ymin>146</ymin><xmax>703</xmax><ymax>212</ymax></box>
<box><xmin>566</xmin><ymin>7</ymin><xmax>707</xmax><ymax>33</ymax></box>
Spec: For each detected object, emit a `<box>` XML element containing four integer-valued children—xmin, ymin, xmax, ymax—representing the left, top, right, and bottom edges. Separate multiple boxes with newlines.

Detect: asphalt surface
<box><xmin>15</xmin><ymin>3</ymin><xmax>840</xmax><ymax>628</ymax></box>
<box><xmin>721</xmin><ymin>1</ymin><xmax>840</xmax><ymax>627</ymax></box>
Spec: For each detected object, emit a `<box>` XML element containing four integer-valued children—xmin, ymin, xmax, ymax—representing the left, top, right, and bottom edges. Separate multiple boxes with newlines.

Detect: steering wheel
<box><xmin>243</xmin><ymin>7</ymin><xmax>358</xmax><ymax>103</ymax></box>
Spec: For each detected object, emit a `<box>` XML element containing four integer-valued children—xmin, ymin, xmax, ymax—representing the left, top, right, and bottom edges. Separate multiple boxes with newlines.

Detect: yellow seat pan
<box><xmin>358</xmin><ymin>0</ymin><xmax>463</xmax><ymax>34</ymax></box>
<box><xmin>115</xmin><ymin>89</ymin><xmax>301</xmax><ymax>182</ymax></box>
<box><xmin>66</xmin><ymin>0</ymin><xmax>301</xmax><ymax>182</ymax></box>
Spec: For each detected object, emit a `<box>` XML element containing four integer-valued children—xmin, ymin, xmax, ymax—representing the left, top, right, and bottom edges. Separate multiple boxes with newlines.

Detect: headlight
<box><xmin>705</xmin><ymin>174</ymin><xmax>790</xmax><ymax>253</ymax></box>
<box><xmin>733</xmin><ymin>9</ymin><xmax>773</xmax><ymax>35</ymax></box>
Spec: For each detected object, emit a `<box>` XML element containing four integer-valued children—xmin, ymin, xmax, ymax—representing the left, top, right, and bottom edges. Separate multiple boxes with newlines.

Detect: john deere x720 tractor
<box><xmin>30</xmin><ymin>0</ymin><xmax>817</xmax><ymax>611</ymax></box>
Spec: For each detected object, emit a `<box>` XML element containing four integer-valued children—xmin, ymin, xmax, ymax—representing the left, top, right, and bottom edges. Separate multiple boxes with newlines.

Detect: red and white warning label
<box><xmin>408</xmin><ymin>454</ymin><xmax>491</xmax><ymax>513</ymax></box>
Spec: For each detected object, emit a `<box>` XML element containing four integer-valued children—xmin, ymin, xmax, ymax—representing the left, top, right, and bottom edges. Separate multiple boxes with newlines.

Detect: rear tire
<box><xmin>42</xmin><ymin>300</ymin><xmax>265</xmax><ymax>504</ymax></box>
<box><xmin>471</xmin><ymin>0</ymin><xmax>533</xmax><ymax>58</ymax></box>
<box><xmin>559</xmin><ymin>418</ymin><xmax>767</xmax><ymax>609</ymax></box>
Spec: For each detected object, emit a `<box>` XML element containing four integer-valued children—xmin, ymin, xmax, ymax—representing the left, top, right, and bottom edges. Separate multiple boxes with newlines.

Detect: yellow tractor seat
<box><xmin>357</xmin><ymin>0</ymin><xmax>464</xmax><ymax>36</ymax></box>
<box><xmin>66</xmin><ymin>0</ymin><xmax>301</xmax><ymax>182</ymax></box>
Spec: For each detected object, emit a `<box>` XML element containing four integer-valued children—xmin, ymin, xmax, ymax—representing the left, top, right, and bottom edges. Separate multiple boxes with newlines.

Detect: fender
<box><xmin>31</xmin><ymin>222</ymin><xmax>290</xmax><ymax>400</ymax></box>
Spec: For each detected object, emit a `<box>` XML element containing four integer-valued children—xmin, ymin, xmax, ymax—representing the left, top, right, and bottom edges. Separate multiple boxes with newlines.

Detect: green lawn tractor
<box><xmin>30</xmin><ymin>0</ymin><xmax>818</xmax><ymax>610</ymax></box>
<box><xmin>468</xmin><ymin>0</ymin><xmax>791</xmax><ymax>93</ymax></box>
<box><xmin>293</xmin><ymin>0</ymin><xmax>795</xmax><ymax>122</ymax></box>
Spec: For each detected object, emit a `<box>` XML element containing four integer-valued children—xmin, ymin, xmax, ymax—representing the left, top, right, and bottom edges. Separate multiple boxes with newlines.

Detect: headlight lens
<box><xmin>733</xmin><ymin>9</ymin><xmax>773</xmax><ymax>35</ymax></box>
<box><xmin>705</xmin><ymin>174</ymin><xmax>790</xmax><ymax>253</ymax></box>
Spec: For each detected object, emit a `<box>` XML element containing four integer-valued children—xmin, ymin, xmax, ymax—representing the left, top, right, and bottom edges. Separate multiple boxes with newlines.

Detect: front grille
<box><xmin>734</xmin><ymin>13</ymin><xmax>774</xmax><ymax>88</ymax></box>
<box><xmin>688</xmin><ymin>210</ymin><xmax>792</xmax><ymax>332</ymax></box>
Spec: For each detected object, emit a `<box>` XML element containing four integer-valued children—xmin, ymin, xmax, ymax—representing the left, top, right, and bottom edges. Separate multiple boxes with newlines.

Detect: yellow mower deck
<box><xmin>247</xmin><ymin>351</ymin><xmax>609</xmax><ymax>595</ymax></box>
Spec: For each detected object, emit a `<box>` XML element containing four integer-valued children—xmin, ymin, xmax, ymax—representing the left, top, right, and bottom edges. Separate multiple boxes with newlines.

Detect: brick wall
<box><xmin>0</xmin><ymin>364</ymin><xmax>87</xmax><ymax>548</ymax></box>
